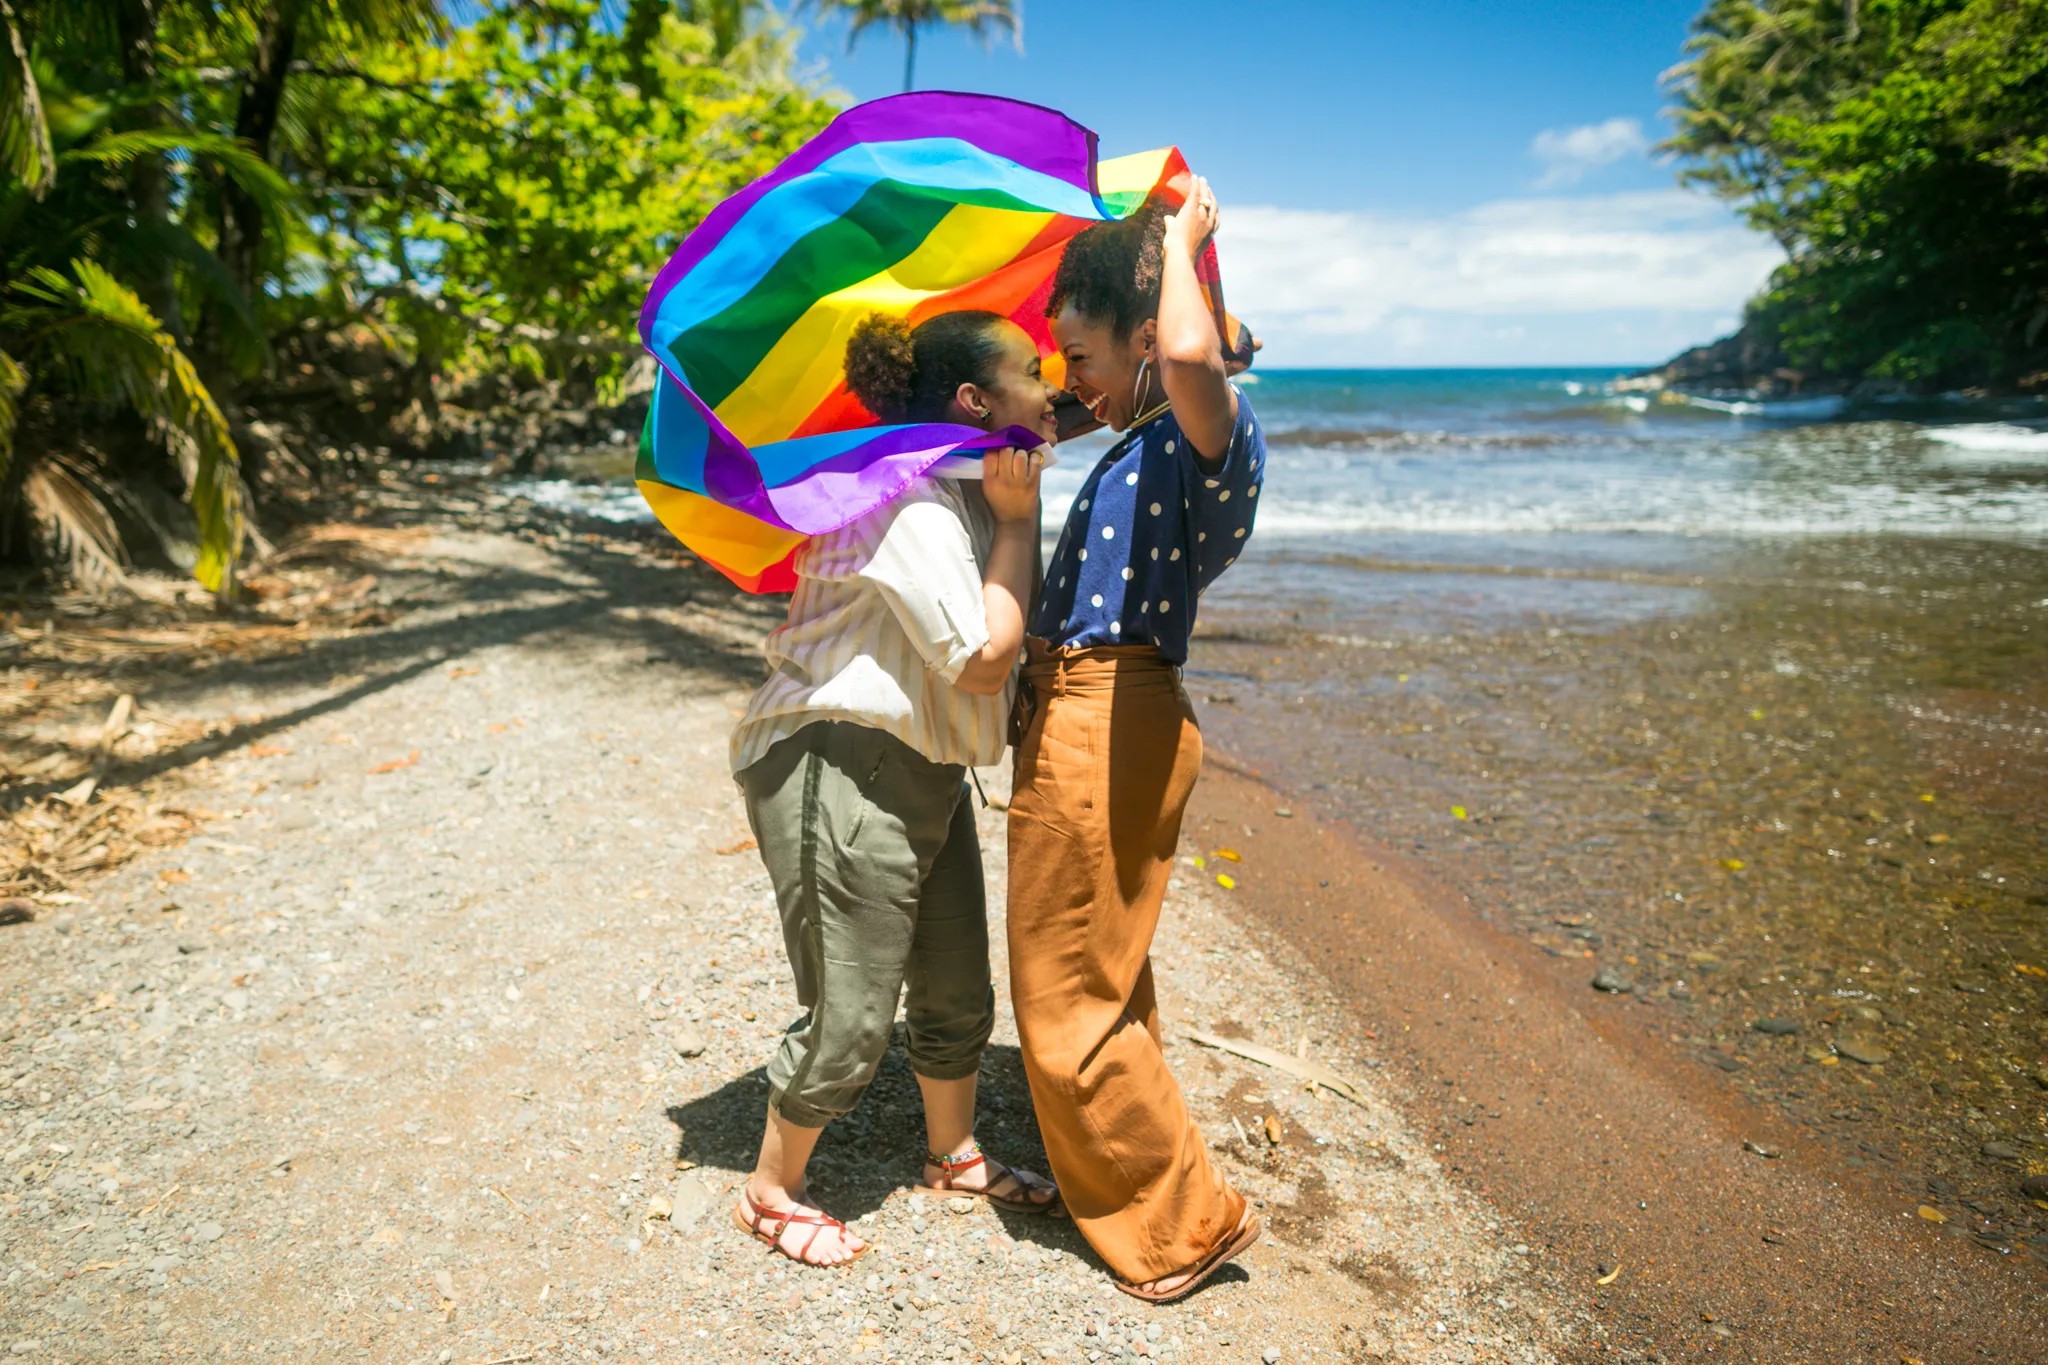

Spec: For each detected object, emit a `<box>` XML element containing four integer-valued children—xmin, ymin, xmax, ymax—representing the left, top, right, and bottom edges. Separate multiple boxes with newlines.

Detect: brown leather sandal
<box><xmin>732</xmin><ymin>1186</ymin><xmax>872</xmax><ymax>1267</ymax></box>
<box><xmin>915</xmin><ymin>1144</ymin><xmax>1063</xmax><ymax>1216</ymax></box>
<box><xmin>1115</xmin><ymin>1208</ymin><xmax>1262</xmax><ymax>1304</ymax></box>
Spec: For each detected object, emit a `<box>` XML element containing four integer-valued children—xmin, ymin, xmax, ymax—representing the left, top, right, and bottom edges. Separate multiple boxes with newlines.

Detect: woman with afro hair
<box><xmin>729</xmin><ymin>310</ymin><xmax>1065</xmax><ymax>1267</ymax></box>
<box><xmin>1007</xmin><ymin>177</ymin><xmax>1266</xmax><ymax>1302</ymax></box>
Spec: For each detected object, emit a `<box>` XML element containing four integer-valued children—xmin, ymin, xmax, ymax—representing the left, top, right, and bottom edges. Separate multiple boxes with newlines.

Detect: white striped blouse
<box><xmin>729</xmin><ymin>476</ymin><xmax>1013</xmax><ymax>775</ymax></box>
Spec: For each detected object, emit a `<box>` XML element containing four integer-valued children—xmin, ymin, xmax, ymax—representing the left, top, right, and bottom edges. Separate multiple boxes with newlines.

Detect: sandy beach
<box><xmin>1</xmin><ymin>476</ymin><xmax>1572</xmax><ymax>1364</ymax></box>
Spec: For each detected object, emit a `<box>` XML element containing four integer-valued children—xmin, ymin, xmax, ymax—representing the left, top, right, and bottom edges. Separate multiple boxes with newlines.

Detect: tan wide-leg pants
<box><xmin>1007</xmin><ymin>642</ymin><xmax>1245</xmax><ymax>1283</ymax></box>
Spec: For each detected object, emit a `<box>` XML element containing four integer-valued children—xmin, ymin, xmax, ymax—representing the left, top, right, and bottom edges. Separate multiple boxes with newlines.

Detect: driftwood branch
<box><xmin>1184</xmin><ymin>1030</ymin><xmax>1373</xmax><ymax>1110</ymax></box>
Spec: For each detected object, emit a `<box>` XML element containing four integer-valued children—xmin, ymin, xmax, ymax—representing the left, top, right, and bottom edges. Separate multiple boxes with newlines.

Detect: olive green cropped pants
<box><xmin>740</xmin><ymin>720</ymin><xmax>995</xmax><ymax>1129</ymax></box>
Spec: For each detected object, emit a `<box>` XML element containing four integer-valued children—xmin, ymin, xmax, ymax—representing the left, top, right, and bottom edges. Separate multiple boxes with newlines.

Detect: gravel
<box><xmin>0</xmin><ymin>496</ymin><xmax>1572</xmax><ymax>1362</ymax></box>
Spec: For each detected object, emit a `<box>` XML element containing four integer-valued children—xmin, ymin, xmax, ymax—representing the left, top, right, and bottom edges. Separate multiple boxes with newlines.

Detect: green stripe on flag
<box><xmin>672</xmin><ymin>179</ymin><xmax>1050</xmax><ymax>411</ymax></box>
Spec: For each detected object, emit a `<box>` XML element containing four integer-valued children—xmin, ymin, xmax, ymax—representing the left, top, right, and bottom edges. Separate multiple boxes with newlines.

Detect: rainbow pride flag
<box><xmin>636</xmin><ymin>92</ymin><xmax>1195</xmax><ymax>593</ymax></box>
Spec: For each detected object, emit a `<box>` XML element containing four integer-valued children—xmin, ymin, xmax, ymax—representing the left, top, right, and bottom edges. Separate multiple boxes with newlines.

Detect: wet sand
<box><xmin>1179</xmin><ymin>533</ymin><xmax>2047</xmax><ymax>1357</ymax></box>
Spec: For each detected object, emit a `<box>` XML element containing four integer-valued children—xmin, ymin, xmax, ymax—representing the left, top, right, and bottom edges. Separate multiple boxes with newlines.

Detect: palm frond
<box><xmin>63</xmin><ymin>127</ymin><xmax>300</xmax><ymax>236</ymax></box>
<box><xmin>316</xmin><ymin>0</ymin><xmax>449</xmax><ymax>45</ymax></box>
<box><xmin>131</xmin><ymin>216</ymin><xmax>269</xmax><ymax>373</ymax></box>
<box><xmin>945</xmin><ymin>0</ymin><xmax>1021</xmax><ymax>49</ymax></box>
<box><xmin>0</xmin><ymin>0</ymin><xmax>53</xmax><ymax>195</ymax></box>
<box><xmin>14</xmin><ymin>259</ymin><xmax>244</xmax><ymax>594</ymax></box>
<box><xmin>23</xmin><ymin>452</ymin><xmax>125</xmax><ymax>590</ymax></box>
<box><xmin>0</xmin><ymin>346</ymin><xmax>23</xmax><ymax>488</ymax></box>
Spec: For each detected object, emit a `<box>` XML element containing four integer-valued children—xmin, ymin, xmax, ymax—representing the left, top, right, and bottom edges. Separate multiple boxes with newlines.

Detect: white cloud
<box><xmin>1531</xmin><ymin>116</ymin><xmax>1650</xmax><ymax>188</ymax></box>
<box><xmin>1217</xmin><ymin>191</ymin><xmax>1783</xmax><ymax>367</ymax></box>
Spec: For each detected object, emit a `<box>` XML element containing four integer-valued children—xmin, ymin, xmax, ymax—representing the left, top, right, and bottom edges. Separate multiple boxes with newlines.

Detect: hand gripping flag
<box><xmin>636</xmin><ymin>92</ymin><xmax>1238</xmax><ymax>593</ymax></box>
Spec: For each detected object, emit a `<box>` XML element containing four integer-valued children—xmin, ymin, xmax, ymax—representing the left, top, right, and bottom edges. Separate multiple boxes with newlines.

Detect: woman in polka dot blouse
<box><xmin>1006</xmin><ymin>176</ymin><xmax>1265</xmax><ymax>1303</ymax></box>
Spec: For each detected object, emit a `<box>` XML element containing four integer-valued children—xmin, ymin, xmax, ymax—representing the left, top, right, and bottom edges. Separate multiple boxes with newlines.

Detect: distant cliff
<box><xmin>1620</xmin><ymin>322</ymin><xmax>1805</xmax><ymax>396</ymax></box>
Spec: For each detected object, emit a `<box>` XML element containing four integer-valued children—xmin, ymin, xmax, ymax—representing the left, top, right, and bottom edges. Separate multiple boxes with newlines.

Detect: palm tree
<box><xmin>0</xmin><ymin>0</ymin><xmax>439</xmax><ymax>596</ymax></box>
<box><xmin>0</xmin><ymin>0</ymin><xmax>287</xmax><ymax>595</ymax></box>
<box><xmin>816</xmin><ymin>0</ymin><xmax>1021</xmax><ymax>93</ymax></box>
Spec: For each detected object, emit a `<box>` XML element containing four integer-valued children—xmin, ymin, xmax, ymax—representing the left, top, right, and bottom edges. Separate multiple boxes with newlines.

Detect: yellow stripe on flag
<box><xmin>1097</xmin><ymin>148</ymin><xmax>1180</xmax><ymax>200</ymax></box>
<box><xmin>638</xmin><ymin>482</ymin><xmax>805</xmax><ymax>578</ymax></box>
<box><xmin>713</xmin><ymin>203</ymin><xmax>1058</xmax><ymax>443</ymax></box>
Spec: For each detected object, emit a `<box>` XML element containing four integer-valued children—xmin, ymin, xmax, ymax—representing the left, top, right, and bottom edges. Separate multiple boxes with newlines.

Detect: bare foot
<box><xmin>734</xmin><ymin>1183</ymin><xmax>868</xmax><ymax>1267</ymax></box>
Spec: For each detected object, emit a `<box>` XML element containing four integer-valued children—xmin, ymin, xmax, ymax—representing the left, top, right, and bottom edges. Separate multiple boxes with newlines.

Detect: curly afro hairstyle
<box><xmin>842</xmin><ymin>310</ymin><xmax>1010</xmax><ymax>424</ymax></box>
<box><xmin>1044</xmin><ymin>199</ymin><xmax>1170</xmax><ymax>340</ymax></box>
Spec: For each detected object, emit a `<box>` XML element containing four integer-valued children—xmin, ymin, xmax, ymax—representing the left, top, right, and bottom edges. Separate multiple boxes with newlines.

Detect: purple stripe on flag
<box><xmin>758</xmin><ymin>425</ymin><xmax>1038</xmax><ymax>536</ymax></box>
<box><xmin>637</xmin><ymin>92</ymin><xmax>1099</xmax><ymax>343</ymax></box>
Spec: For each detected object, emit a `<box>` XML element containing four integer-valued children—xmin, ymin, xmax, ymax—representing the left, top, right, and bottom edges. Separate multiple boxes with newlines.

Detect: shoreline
<box><xmin>1190</xmin><ymin>527</ymin><xmax>2048</xmax><ymax>1249</ymax></box>
<box><xmin>1185</xmin><ymin>747</ymin><xmax>2048</xmax><ymax>1358</ymax></box>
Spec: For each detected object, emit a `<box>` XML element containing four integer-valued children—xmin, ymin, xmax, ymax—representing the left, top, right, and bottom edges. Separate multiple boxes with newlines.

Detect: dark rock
<box><xmin>1833</xmin><ymin>1036</ymin><xmax>1890</xmax><ymax>1065</ymax></box>
<box><xmin>1751</xmin><ymin>1017</ymin><xmax>1799</xmax><ymax>1036</ymax></box>
<box><xmin>1982</xmin><ymin>1142</ymin><xmax>2021</xmax><ymax>1162</ymax></box>
<box><xmin>2020</xmin><ymin>1175</ymin><xmax>2048</xmax><ymax>1201</ymax></box>
<box><xmin>1624</xmin><ymin>320</ymin><xmax>1796</xmax><ymax>395</ymax></box>
<box><xmin>1592</xmin><ymin>966</ymin><xmax>1631</xmax><ymax>994</ymax></box>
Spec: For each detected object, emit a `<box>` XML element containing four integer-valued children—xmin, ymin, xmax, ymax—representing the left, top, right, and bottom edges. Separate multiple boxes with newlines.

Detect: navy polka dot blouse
<box><xmin>1031</xmin><ymin>387</ymin><xmax>1265</xmax><ymax>664</ymax></box>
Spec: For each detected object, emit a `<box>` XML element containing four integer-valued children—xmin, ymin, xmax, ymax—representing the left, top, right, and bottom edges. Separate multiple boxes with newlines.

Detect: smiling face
<box><xmin>950</xmin><ymin>319</ymin><xmax>1061</xmax><ymax>443</ymax></box>
<box><xmin>1051</xmin><ymin>303</ymin><xmax>1154</xmax><ymax>432</ymax></box>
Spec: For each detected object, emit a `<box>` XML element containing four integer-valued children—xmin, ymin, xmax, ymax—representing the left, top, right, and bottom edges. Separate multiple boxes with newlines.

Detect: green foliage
<box><xmin>0</xmin><ymin>0</ymin><xmax>837</xmax><ymax>592</ymax></box>
<box><xmin>10</xmin><ymin>259</ymin><xmax>245</xmax><ymax>590</ymax></box>
<box><xmin>1665</xmin><ymin>0</ymin><xmax>2048</xmax><ymax>388</ymax></box>
<box><xmin>0</xmin><ymin>0</ymin><xmax>53</xmax><ymax>196</ymax></box>
<box><xmin>298</xmin><ymin>0</ymin><xmax>833</xmax><ymax>387</ymax></box>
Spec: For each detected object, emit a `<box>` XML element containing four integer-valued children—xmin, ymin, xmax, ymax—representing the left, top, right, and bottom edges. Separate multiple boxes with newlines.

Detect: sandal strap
<box><xmin>743</xmin><ymin>1189</ymin><xmax>857</xmax><ymax>1266</ymax></box>
<box><xmin>744</xmin><ymin>1191</ymin><xmax>846</xmax><ymax>1233</ymax></box>
<box><xmin>923</xmin><ymin>1149</ymin><xmax>1056</xmax><ymax>1205</ymax></box>
<box><xmin>927</xmin><ymin>1145</ymin><xmax>986</xmax><ymax>1172</ymax></box>
<box><xmin>977</xmin><ymin>1156</ymin><xmax>1052</xmax><ymax>1203</ymax></box>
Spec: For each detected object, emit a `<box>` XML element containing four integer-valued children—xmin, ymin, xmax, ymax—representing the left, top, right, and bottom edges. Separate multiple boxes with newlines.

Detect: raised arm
<box><xmin>1155</xmin><ymin>176</ymin><xmax>1238</xmax><ymax>469</ymax></box>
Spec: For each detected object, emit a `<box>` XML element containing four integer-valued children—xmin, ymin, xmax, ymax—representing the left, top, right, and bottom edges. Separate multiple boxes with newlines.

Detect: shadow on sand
<box><xmin>668</xmin><ymin>1035</ymin><xmax>1113</xmax><ymax>1262</ymax></box>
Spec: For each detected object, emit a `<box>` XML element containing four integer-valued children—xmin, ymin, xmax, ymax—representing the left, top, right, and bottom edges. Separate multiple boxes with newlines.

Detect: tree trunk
<box><xmin>114</xmin><ymin>0</ymin><xmax>183</xmax><ymax>344</ymax></box>
<box><xmin>902</xmin><ymin>22</ymin><xmax>917</xmax><ymax>91</ymax></box>
<box><xmin>219</xmin><ymin>0</ymin><xmax>303</xmax><ymax>314</ymax></box>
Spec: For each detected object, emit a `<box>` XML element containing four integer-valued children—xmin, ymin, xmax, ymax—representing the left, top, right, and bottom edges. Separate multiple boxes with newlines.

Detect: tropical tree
<box><xmin>0</xmin><ymin>0</ymin><xmax>835</xmax><ymax>593</ymax></box>
<box><xmin>296</xmin><ymin>0</ymin><xmax>833</xmax><ymax>390</ymax></box>
<box><xmin>812</xmin><ymin>0</ymin><xmax>1020</xmax><ymax>92</ymax></box>
<box><xmin>0</xmin><ymin>0</ymin><xmax>303</xmax><ymax>595</ymax></box>
<box><xmin>1663</xmin><ymin>0</ymin><xmax>2048</xmax><ymax>387</ymax></box>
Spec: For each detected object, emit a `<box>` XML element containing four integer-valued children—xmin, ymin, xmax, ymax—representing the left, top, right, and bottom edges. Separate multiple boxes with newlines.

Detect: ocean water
<box><xmin>512</xmin><ymin>368</ymin><xmax>2048</xmax><ymax>622</ymax></box>
<box><xmin>1158</xmin><ymin>375</ymin><xmax>2048</xmax><ymax>1236</ymax></box>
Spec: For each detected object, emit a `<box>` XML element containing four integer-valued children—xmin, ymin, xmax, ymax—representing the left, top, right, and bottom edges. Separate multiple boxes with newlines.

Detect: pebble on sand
<box><xmin>1750</xmin><ymin>1017</ymin><xmax>1799</xmax><ymax>1036</ymax></box>
<box><xmin>1832</xmin><ymin>1037</ymin><xmax>1890</xmax><ymax>1066</ymax></box>
<box><xmin>1591</xmin><ymin>966</ymin><xmax>1631</xmax><ymax>993</ymax></box>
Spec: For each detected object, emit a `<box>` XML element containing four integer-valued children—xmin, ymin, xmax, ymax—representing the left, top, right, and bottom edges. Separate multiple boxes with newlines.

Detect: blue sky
<box><xmin>789</xmin><ymin>1</ymin><xmax>1783</xmax><ymax>368</ymax></box>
